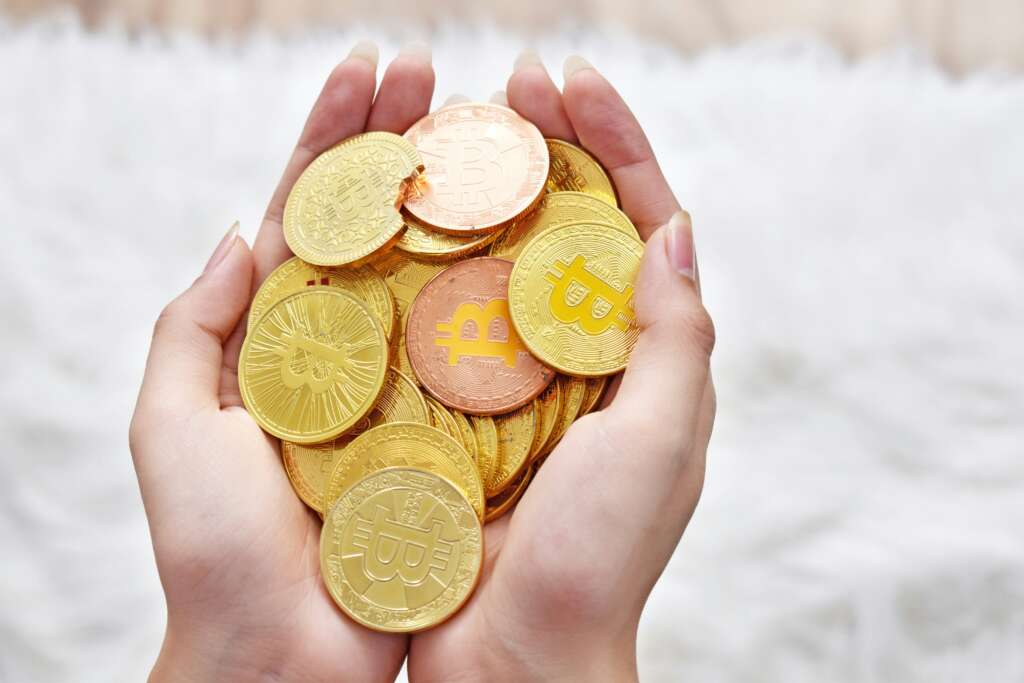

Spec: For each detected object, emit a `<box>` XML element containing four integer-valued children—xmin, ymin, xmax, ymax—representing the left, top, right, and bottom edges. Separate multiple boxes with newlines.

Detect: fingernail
<box><xmin>490</xmin><ymin>90</ymin><xmax>508</xmax><ymax>106</ymax></box>
<box><xmin>665</xmin><ymin>211</ymin><xmax>695</xmax><ymax>280</ymax></box>
<box><xmin>204</xmin><ymin>221</ymin><xmax>240</xmax><ymax>274</ymax></box>
<box><xmin>514</xmin><ymin>48</ymin><xmax>543</xmax><ymax>72</ymax></box>
<box><xmin>347</xmin><ymin>40</ymin><xmax>379</xmax><ymax>67</ymax></box>
<box><xmin>443</xmin><ymin>93</ymin><xmax>471</xmax><ymax>107</ymax></box>
<box><xmin>563</xmin><ymin>54</ymin><xmax>595</xmax><ymax>81</ymax></box>
<box><xmin>399</xmin><ymin>40</ymin><xmax>431</xmax><ymax>63</ymax></box>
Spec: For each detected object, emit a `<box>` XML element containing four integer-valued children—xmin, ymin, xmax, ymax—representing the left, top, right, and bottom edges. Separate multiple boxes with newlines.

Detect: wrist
<box><xmin>150</xmin><ymin>617</ymin><xmax>289</xmax><ymax>683</ymax></box>
<box><xmin>473</xmin><ymin>634</ymin><xmax>637</xmax><ymax>683</ymax></box>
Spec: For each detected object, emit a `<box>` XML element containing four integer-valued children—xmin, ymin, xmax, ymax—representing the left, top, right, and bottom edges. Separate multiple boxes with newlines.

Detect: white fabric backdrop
<box><xmin>1</xmin><ymin>14</ymin><xmax>1022</xmax><ymax>682</ymax></box>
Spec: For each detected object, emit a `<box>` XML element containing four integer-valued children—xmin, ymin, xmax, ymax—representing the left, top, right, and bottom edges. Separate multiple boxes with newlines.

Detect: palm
<box><xmin>148</xmin><ymin>407</ymin><xmax>408</xmax><ymax>680</ymax></box>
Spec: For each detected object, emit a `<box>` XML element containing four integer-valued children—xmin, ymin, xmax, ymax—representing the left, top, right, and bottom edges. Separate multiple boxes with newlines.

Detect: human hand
<box><xmin>129</xmin><ymin>41</ymin><xmax>436</xmax><ymax>682</ymax></box>
<box><xmin>407</xmin><ymin>53</ymin><xmax>716</xmax><ymax>682</ymax></box>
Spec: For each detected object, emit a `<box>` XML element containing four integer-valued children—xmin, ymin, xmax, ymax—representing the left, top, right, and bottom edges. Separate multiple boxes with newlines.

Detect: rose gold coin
<box><xmin>406</xmin><ymin>257</ymin><xmax>554</xmax><ymax>415</ymax></box>
<box><xmin>403</xmin><ymin>103</ymin><xmax>549</xmax><ymax>235</ymax></box>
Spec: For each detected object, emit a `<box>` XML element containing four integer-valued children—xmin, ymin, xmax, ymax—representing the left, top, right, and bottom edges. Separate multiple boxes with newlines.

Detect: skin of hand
<box><xmin>405</xmin><ymin>53</ymin><xmax>715</xmax><ymax>683</ymax></box>
<box><xmin>129</xmin><ymin>41</ymin><xmax>435</xmax><ymax>682</ymax></box>
<box><xmin>129</xmin><ymin>40</ymin><xmax>714</xmax><ymax>683</ymax></box>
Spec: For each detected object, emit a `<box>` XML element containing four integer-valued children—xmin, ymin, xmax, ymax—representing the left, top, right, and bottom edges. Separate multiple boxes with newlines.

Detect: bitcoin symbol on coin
<box><xmin>443</xmin><ymin>126</ymin><xmax>503</xmax><ymax>209</ymax></box>
<box><xmin>548</xmin><ymin>154</ymin><xmax>587</xmax><ymax>193</ymax></box>
<box><xmin>544</xmin><ymin>255</ymin><xmax>635</xmax><ymax>335</ymax></box>
<box><xmin>352</xmin><ymin>501</ymin><xmax>454</xmax><ymax>585</ymax></box>
<box><xmin>276</xmin><ymin>331</ymin><xmax>352</xmax><ymax>393</ymax></box>
<box><xmin>435</xmin><ymin>300</ymin><xmax>527</xmax><ymax>367</ymax></box>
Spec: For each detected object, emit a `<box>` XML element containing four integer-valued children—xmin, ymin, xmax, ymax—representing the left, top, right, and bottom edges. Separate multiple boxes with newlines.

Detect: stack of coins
<box><xmin>239</xmin><ymin>102</ymin><xmax>644</xmax><ymax>633</ymax></box>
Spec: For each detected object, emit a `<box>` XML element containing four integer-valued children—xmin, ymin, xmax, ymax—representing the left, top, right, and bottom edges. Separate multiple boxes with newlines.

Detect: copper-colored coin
<box><xmin>403</xmin><ymin>103</ymin><xmax>549</xmax><ymax>234</ymax></box>
<box><xmin>406</xmin><ymin>257</ymin><xmax>554</xmax><ymax>415</ymax></box>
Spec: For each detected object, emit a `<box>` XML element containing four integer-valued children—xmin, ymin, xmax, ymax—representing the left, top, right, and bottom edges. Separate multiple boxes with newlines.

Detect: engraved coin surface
<box><xmin>450</xmin><ymin>411</ymin><xmax>479</xmax><ymax>463</ymax></box>
<box><xmin>485</xmin><ymin>465</ymin><xmax>533</xmax><ymax>523</ymax></box>
<box><xmin>404</xmin><ymin>103</ymin><xmax>548</xmax><ymax>234</ymax></box>
<box><xmin>248</xmin><ymin>256</ymin><xmax>395</xmax><ymax>339</ymax></box>
<box><xmin>424</xmin><ymin>396</ymin><xmax>464</xmax><ymax>448</ymax></box>
<box><xmin>490</xmin><ymin>401</ymin><xmax>536</xmax><ymax>496</ymax></box>
<box><xmin>373</xmin><ymin>252</ymin><xmax>448</xmax><ymax>380</ymax></box>
<box><xmin>539</xmin><ymin>374</ymin><xmax>586</xmax><ymax>457</ymax></box>
<box><xmin>490</xmin><ymin>191</ymin><xmax>638</xmax><ymax>260</ymax></box>
<box><xmin>325</xmin><ymin>422</ymin><xmax>484</xmax><ymax>520</ymax></box>
<box><xmin>470</xmin><ymin>415</ymin><xmax>499</xmax><ymax>488</ymax></box>
<box><xmin>545</xmin><ymin>139</ymin><xmax>617</xmax><ymax>206</ymax></box>
<box><xmin>320</xmin><ymin>467</ymin><xmax>483</xmax><ymax>632</ymax></box>
<box><xmin>509</xmin><ymin>225</ymin><xmax>644</xmax><ymax>376</ymax></box>
<box><xmin>282</xmin><ymin>367</ymin><xmax>428</xmax><ymax>513</ymax></box>
<box><xmin>396</xmin><ymin>210</ymin><xmax>500</xmax><ymax>260</ymax></box>
<box><xmin>407</xmin><ymin>257</ymin><xmax>554</xmax><ymax>414</ymax></box>
<box><xmin>580</xmin><ymin>376</ymin><xmax>608</xmax><ymax>415</ymax></box>
<box><xmin>284</xmin><ymin>132</ymin><xmax>423</xmax><ymax>265</ymax></box>
<box><xmin>239</xmin><ymin>288</ymin><xmax>388</xmax><ymax>443</ymax></box>
<box><xmin>529</xmin><ymin>378</ymin><xmax>562</xmax><ymax>462</ymax></box>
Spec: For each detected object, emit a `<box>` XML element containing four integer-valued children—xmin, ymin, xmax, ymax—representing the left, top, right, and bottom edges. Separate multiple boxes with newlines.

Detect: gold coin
<box><xmin>545</xmin><ymin>139</ymin><xmax>617</xmax><ymax>206</ymax></box>
<box><xmin>396</xmin><ymin>210</ymin><xmax>500</xmax><ymax>260</ymax></box>
<box><xmin>372</xmin><ymin>252</ymin><xmax>447</xmax><ymax>379</ymax></box>
<box><xmin>489</xmin><ymin>401</ymin><xmax>537</xmax><ymax>496</ymax></box>
<box><xmin>248</xmin><ymin>256</ymin><xmax>395</xmax><ymax>339</ymax></box>
<box><xmin>470</xmin><ymin>415</ymin><xmax>499</xmax><ymax>489</ymax></box>
<box><xmin>324</xmin><ymin>422</ymin><xmax>484</xmax><ymax>520</ymax></box>
<box><xmin>580</xmin><ymin>376</ymin><xmax>608</xmax><ymax>415</ymax></box>
<box><xmin>424</xmin><ymin>395</ymin><xmax>460</xmax><ymax>440</ymax></box>
<box><xmin>451</xmin><ymin>411</ymin><xmax>479</xmax><ymax>463</ymax></box>
<box><xmin>529</xmin><ymin>378</ymin><xmax>562</xmax><ymax>462</ymax></box>
<box><xmin>485</xmin><ymin>465</ymin><xmax>533</xmax><ymax>524</ymax></box>
<box><xmin>490</xmin><ymin>191</ymin><xmax>638</xmax><ymax>260</ymax></box>
<box><xmin>508</xmin><ymin>224</ymin><xmax>644</xmax><ymax>376</ymax></box>
<box><xmin>239</xmin><ymin>287</ymin><xmax>388</xmax><ymax>443</ymax></box>
<box><xmin>321</xmin><ymin>466</ymin><xmax>483</xmax><ymax>633</ymax></box>
<box><xmin>539</xmin><ymin>375</ymin><xmax>586</xmax><ymax>457</ymax></box>
<box><xmin>282</xmin><ymin>367</ymin><xmax>428</xmax><ymax>513</ymax></box>
<box><xmin>284</xmin><ymin>132</ymin><xmax>423</xmax><ymax>266</ymax></box>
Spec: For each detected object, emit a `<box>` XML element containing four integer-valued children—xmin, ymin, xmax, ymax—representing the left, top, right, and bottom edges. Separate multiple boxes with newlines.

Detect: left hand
<box><xmin>406</xmin><ymin>54</ymin><xmax>716</xmax><ymax>682</ymax></box>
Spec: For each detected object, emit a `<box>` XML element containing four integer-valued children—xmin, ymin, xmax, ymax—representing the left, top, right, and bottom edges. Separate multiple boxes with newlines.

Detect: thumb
<box><xmin>605</xmin><ymin>211</ymin><xmax>714</xmax><ymax>446</ymax></box>
<box><xmin>134</xmin><ymin>223</ymin><xmax>254</xmax><ymax>428</ymax></box>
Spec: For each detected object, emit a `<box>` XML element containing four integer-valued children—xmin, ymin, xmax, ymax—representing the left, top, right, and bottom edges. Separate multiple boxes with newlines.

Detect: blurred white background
<box><xmin>1</xmin><ymin>3</ymin><xmax>1023</xmax><ymax>682</ymax></box>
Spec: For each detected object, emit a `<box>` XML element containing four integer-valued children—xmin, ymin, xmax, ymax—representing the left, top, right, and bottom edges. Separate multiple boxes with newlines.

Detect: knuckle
<box><xmin>153</xmin><ymin>298</ymin><xmax>185</xmax><ymax>340</ymax></box>
<box><xmin>683</xmin><ymin>306</ymin><xmax>716</xmax><ymax>359</ymax></box>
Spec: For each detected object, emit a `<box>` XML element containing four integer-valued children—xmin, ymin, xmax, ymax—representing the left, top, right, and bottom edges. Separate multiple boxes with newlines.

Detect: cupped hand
<box><xmin>129</xmin><ymin>41</ymin><xmax>436</xmax><ymax>682</ymax></box>
<box><xmin>406</xmin><ymin>54</ymin><xmax>716</xmax><ymax>682</ymax></box>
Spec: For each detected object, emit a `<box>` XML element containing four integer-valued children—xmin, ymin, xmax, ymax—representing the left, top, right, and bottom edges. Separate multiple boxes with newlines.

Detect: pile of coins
<box><xmin>239</xmin><ymin>102</ymin><xmax>644</xmax><ymax>633</ymax></box>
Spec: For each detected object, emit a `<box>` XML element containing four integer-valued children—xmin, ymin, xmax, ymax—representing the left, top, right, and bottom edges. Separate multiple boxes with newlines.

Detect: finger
<box><xmin>605</xmin><ymin>211</ymin><xmax>713</xmax><ymax>457</ymax></box>
<box><xmin>561</xmin><ymin>55</ymin><xmax>680</xmax><ymax>238</ymax></box>
<box><xmin>251</xmin><ymin>41</ymin><xmax>379</xmax><ymax>283</ymax></box>
<box><xmin>442</xmin><ymin>93</ymin><xmax>471</xmax><ymax>107</ymax></box>
<box><xmin>506</xmin><ymin>49</ymin><xmax>577</xmax><ymax>142</ymax></box>
<box><xmin>133</xmin><ymin>223</ymin><xmax>254</xmax><ymax>430</ymax></box>
<box><xmin>366</xmin><ymin>42</ymin><xmax>435</xmax><ymax>133</ymax></box>
<box><xmin>489</xmin><ymin>89</ymin><xmax>508</xmax><ymax>106</ymax></box>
